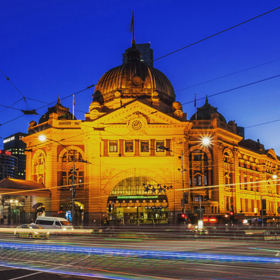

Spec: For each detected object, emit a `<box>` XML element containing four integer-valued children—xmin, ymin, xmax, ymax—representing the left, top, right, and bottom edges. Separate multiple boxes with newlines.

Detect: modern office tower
<box><xmin>4</xmin><ymin>133</ymin><xmax>27</xmax><ymax>179</ymax></box>
<box><xmin>0</xmin><ymin>150</ymin><xmax>18</xmax><ymax>180</ymax></box>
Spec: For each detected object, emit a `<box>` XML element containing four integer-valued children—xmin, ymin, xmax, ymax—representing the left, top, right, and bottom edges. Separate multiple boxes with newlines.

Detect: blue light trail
<box><xmin>1</xmin><ymin>242</ymin><xmax>280</xmax><ymax>264</ymax></box>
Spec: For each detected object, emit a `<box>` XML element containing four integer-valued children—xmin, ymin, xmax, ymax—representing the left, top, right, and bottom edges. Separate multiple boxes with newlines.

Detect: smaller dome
<box><xmin>190</xmin><ymin>97</ymin><xmax>226</xmax><ymax>123</ymax></box>
<box><xmin>39</xmin><ymin>96</ymin><xmax>76</xmax><ymax>124</ymax></box>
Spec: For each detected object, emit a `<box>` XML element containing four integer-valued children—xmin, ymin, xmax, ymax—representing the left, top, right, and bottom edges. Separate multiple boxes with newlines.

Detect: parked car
<box><xmin>14</xmin><ymin>224</ymin><xmax>50</xmax><ymax>239</ymax></box>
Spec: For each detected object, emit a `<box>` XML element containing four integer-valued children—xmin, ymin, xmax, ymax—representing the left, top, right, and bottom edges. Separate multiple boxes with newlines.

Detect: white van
<box><xmin>35</xmin><ymin>216</ymin><xmax>74</xmax><ymax>231</ymax></box>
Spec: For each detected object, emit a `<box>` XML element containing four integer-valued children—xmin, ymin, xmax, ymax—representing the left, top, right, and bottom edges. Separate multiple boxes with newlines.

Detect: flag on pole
<box><xmin>72</xmin><ymin>94</ymin><xmax>75</xmax><ymax>120</ymax></box>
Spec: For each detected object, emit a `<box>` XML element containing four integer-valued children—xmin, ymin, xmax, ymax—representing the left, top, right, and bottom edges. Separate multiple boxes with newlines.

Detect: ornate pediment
<box><xmin>91</xmin><ymin>100</ymin><xmax>187</xmax><ymax>127</ymax></box>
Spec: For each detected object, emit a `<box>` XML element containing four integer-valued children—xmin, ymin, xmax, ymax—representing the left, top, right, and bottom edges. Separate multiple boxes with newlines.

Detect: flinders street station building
<box><xmin>18</xmin><ymin>40</ymin><xmax>280</xmax><ymax>226</ymax></box>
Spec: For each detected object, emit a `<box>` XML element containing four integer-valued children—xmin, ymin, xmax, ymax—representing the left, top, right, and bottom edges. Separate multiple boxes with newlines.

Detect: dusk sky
<box><xmin>1</xmin><ymin>1</ymin><xmax>280</xmax><ymax>154</ymax></box>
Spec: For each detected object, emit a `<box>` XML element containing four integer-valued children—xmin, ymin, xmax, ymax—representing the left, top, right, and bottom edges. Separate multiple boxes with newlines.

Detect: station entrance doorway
<box><xmin>106</xmin><ymin>176</ymin><xmax>169</xmax><ymax>225</ymax></box>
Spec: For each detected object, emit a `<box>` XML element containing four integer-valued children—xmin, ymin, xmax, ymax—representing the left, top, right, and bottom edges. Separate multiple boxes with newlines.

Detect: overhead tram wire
<box><xmin>154</xmin><ymin>6</ymin><xmax>280</xmax><ymax>62</ymax></box>
<box><xmin>0</xmin><ymin>69</ymin><xmax>32</xmax><ymax>112</ymax></box>
<box><xmin>176</xmin><ymin>57</ymin><xmax>280</xmax><ymax>92</ymax></box>
<box><xmin>0</xmin><ymin>84</ymin><xmax>95</xmax><ymax>126</ymax></box>
<box><xmin>246</xmin><ymin>119</ymin><xmax>280</xmax><ymax>129</ymax></box>
<box><xmin>181</xmin><ymin>73</ymin><xmax>280</xmax><ymax>106</ymax></box>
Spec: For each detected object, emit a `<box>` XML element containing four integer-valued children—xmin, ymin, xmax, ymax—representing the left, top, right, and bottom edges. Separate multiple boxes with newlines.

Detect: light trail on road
<box><xmin>1</xmin><ymin>239</ymin><xmax>280</xmax><ymax>280</ymax></box>
<box><xmin>1</xmin><ymin>242</ymin><xmax>280</xmax><ymax>263</ymax></box>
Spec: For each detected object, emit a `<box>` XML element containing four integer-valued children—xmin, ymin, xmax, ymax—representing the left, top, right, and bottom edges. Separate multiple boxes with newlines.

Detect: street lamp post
<box><xmin>70</xmin><ymin>154</ymin><xmax>76</xmax><ymax>226</ymax></box>
<box><xmin>178</xmin><ymin>150</ymin><xmax>187</xmax><ymax>214</ymax></box>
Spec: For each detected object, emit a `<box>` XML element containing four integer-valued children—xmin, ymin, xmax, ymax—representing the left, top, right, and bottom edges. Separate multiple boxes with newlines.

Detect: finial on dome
<box><xmin>57</xmin><ymin>95</ymin><xmax>61</xmax><ymax>104</ymax></box>
<box><xmin>130</xmin><ymin>11</ymin><xmax>135</xmax><ymax>46</ymax></box>
<box><xmin>125</xmin><ymin>12</ymin><xmax>141</xmax><ymax>63</ymax></box>
<box><xmin>206</xmin><ymin>95</ymin><xmax>208</xmax><ymax>104</ymax></box>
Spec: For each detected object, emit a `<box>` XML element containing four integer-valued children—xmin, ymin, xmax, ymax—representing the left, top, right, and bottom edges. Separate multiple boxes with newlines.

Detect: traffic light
<box><xmin>108</xmin><ymin>204</ymin><xmax>112</xmax><ymax>213</ymax></box>
<box><xmin>177</xmin><ymin>213</ymin><xmax>187</xmax><ymax>223</ymax></box>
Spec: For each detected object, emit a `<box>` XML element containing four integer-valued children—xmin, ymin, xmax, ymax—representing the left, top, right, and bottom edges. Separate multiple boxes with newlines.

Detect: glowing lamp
<box><xmin>202</xmin><ymin>137</ymin><xmax>211</xmax><ymax>146</ymax></box>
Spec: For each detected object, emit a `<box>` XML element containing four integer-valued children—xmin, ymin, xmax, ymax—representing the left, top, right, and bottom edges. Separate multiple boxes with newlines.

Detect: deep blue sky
<box><xmin>1</xmin><ymin>1</ymin><xmax>280</xmax><ymax>154</ymax></box>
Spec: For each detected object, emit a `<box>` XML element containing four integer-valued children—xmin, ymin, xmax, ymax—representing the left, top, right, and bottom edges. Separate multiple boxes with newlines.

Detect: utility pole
<box><xmin>181</xmin><ymin>150</ymin><xmax>185</xmax><ymax>213</ymax></box>
<box><xmin>178</xmin><ymin>150</ymin><xmax>187</xmax><ymax>216</ymax></box>
<box><xmin>71</xmin><ymin>154</ymin><xmax>76</xmax><ymax>227</ymax></box>
<box><xmin>261</xmin><ymin>196</ymin><xmax>264</xmax><ymax>227</ymax></box>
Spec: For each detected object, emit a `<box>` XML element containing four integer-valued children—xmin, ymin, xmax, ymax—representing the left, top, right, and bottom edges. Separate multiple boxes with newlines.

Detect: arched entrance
<box><xmin>107</xmin><ymin>176</ymin><xmax>169</xmax><ymax>225</ymax></box>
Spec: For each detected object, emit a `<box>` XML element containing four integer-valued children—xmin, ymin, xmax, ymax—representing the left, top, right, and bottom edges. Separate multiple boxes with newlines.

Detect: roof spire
<box><xmin>125</xmin><ymin>11</ymin><xmax>140</xmax><ymax>62</ymax></box>
<box><xmin>130</xmin><ymin>11</ymin><xmax>135</xmax><ymax>46</ymax></box>
<box><xmin>57</xmin><ymin>95</ymin><xmax>61</xmax><ymax>104</ymax></box>
<box><xmin>206</xmin><ymin>95</ymin><xmax>208</xmax><ymax>104</ymax></box>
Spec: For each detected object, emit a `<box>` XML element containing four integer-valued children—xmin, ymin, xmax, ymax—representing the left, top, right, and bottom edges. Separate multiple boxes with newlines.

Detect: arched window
<box><xmin>189</xmin><ymin>150</ymin><xmax>209</xmax><ymax>187</ymax></box>
<box><xmin>34</xmin><ymin>152</ymin><xmax>45</xmax><ymax>184</ymax></box>
<box><xmin>61</xmin><ymin>150</ymin><xmax>83</xmax><ymax>162</ymax></box>
<box><xmin>59</xmin><ymin>148</ymin><xmax>84</xmax><ymax>188</ymax></box>
<box><xmin>110</xmin><ymin>177</ymin><xmax>159</xmax><ymax>196</ymax></box>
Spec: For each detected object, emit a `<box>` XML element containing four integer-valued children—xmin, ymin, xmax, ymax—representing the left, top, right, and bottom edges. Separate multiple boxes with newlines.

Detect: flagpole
<box><xmin>73</xmin><ymin>94</ymin><xmax>75</xmax><ymax>120</ymax></box>
<box><xmin>194</xmin><ymin>94</ymin><xmax>197</xmax><ymax>120</ymax></box>
<box><xmin>131</xmin><ymin>11</ymin><xmax>135</xmax><ymax>44</ymax></box>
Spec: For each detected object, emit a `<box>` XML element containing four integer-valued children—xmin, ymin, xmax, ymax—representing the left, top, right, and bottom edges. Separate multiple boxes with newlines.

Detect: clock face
<box><xmin>132</xmin><ymin>120</ymin><xmax>142</xmax><ymax>130</ymax></box>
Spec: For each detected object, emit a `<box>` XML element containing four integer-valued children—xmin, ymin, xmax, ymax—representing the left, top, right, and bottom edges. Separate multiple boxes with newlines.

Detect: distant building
<box><xmin>0</xmin><ymin>150</ymin><xmax>18</xmax><ymax>180</ymax></box>
<box><xmin>4</xmin><ymin>132</ymin><xmax>27</xmax><ymax>179</ymax></box>
<box><xmin>123</xmin><ymin>43</ymin><xmax>153</xmax><ymax>67</ymax></box>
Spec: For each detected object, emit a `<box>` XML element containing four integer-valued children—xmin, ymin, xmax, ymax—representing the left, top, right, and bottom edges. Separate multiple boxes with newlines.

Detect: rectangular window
<box><xmin>194</xmin><ymin>154</ymin><xmax>202</xmax><ymax>161</ymax></box>
<box><xmin>156</xmin><ymin>141</ymin><xmax>164</xmax><ymax>152</ymax></box>
<box><xmin>141</xmin><ymin>141</ymin><xmax>149</xmax><ymax>152</ymax></box>
<box><xmin>62</xmin><ymin>172</ymin><xmax>67</xmax><ymax>185</ymax></box>
<box><xmin>125</xmin><ymin>141</ymin><xmax>133</xmax><ymax>152</ymax></box>
<box><xmin>109</xmin><ymin>141</ymin><xmax>118</xmax><ymax>152</ymax></box>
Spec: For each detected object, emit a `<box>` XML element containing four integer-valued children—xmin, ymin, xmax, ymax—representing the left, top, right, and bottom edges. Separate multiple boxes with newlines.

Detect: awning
<box><xmin>0</xmin><ymin>178</ymin><xmax>51</xmax><ymax>197</ymax></box>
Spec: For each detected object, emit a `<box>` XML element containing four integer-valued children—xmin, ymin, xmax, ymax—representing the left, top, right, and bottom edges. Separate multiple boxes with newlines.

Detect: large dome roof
<box><xmin>93</xmin><ymin>43</ymin><xmax>175</xmax><ymax>105</ymax></box>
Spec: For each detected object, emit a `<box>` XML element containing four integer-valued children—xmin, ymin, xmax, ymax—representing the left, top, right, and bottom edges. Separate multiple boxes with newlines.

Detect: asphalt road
<box><xmin>0</xmin><ymin>232</ymin><xmax>279</xmax><ymax>279</ymax></box>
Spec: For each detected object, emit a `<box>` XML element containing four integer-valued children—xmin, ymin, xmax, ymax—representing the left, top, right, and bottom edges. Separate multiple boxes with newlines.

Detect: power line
<box><xmin>176</xmin><ymin>58</ymin><xmax>280</xmax><ymax>92</ymax></box>
<box><xmin>154</xmin><ymin>6</ymin><xmax>280</xmax><ymax>61</ymax></box>
<box><xmin>0</xmin><ymin>84</ymin><xmax>95</xmax><ymax>126</ymax></box>
<box><xmin>181</xmin><ymin>73</ymin><xmax>280</xmax><ymax>106</ymax></box>
<box><xmin>246</xmin><ymin>119</ymin><xmax>280</xmax><ymax>129</ymax></box>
